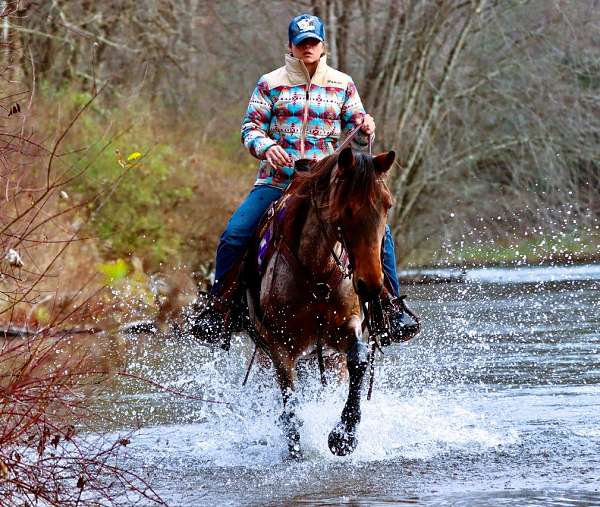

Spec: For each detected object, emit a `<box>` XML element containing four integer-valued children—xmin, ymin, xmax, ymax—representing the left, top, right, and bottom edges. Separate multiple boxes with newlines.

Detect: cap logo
<box><xmin>297</xmin><ymin>19</ymin><xmax>315</xmax><ymax>31</ymax></box>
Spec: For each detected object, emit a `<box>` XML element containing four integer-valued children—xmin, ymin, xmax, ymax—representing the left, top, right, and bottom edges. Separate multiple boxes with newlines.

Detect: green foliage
<box><xmin>36</xmin><ymin>83</ymin><xmax>257</xmax><ymax>273</ymax></box>
<box><xmin>49</xmin><ymin>86</ymin><xmax>197</xmax><ymax>269</ymax></box>
<box><xmin>97</xmin><ymin>259</ymin><xmax>130</xmax><ymax>285</ymax></box>
<box><xmin>33</xmin><ymin>306</ymin><xmax>51</xmax><ymax>325</ymax></box>
<box><xmin>453</xmin><ymin>231</ymin><xmax>600</xmax><ymax>265</ymax></box>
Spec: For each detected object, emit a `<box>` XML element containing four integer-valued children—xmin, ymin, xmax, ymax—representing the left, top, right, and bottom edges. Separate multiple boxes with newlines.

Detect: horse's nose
<box><xmin>355</xmin><ymin>278</ymin><xmax>382</xmax><ymax>300</ymax></box>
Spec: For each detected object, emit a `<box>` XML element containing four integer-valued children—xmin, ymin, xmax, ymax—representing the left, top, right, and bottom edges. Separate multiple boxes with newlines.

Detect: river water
<box><xmin>100</xmin><ymin>264</ymin><xmax>600</xmax><ymax>506</ymax></box>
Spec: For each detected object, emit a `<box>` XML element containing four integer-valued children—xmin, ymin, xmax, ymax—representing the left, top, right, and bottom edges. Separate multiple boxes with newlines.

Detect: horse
<box><xmin>244</xmin><ymin>146</ymin><xmax>396</xmax><ymax>458</ymax></box>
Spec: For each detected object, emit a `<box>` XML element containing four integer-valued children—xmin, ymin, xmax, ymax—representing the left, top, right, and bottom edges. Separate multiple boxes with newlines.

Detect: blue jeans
<box><xmin>213</xmin><ymin>185</ymin><xmax>401</xmax><ymax>297</ymax></box>
<box><xmin>382</xmin><ymin>226</ymin><xmax>401</xmax><ymax>296</ymax></box>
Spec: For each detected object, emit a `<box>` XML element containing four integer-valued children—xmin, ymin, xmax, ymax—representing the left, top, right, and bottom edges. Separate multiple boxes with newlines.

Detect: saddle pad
<box><xmin>257</xmin><ymin>195</ymin><xmax>289</xmax><ymax>276</ymax></box>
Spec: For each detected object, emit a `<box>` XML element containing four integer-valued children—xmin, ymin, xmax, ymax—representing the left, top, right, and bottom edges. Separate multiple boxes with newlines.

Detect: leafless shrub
<box><xmin>0</xmin><ymin>6</ymin><xmax>165</xmax><ymax>504</ymax></box>
<box><xmin>0</xmin><ymin>333</ymin><xmax>165</xmax><ymax>506</ymax></box>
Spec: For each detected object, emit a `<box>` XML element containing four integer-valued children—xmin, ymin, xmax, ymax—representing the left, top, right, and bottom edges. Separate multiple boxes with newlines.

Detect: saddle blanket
<box><xmin>257</xmin><ymin>194</ymin><xmax>289</xmax><ymax>276</ymax></box>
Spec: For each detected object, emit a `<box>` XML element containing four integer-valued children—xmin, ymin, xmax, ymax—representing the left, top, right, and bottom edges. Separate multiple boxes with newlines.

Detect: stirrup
<box><xmin>381</xmin><ymin>295</ymin><xmax>420</xmax><ymax>346</ymax></box>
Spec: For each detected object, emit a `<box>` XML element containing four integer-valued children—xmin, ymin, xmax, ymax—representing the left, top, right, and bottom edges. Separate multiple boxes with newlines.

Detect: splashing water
<box><xmin>94</xmin><ymin>264</ymin><xmax>600</xmax><ymax>505</ymax></box>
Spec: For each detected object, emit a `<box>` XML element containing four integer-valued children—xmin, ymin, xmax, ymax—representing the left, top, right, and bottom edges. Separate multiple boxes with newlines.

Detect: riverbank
<box><xmin>403</xmin><ymin>230</ymin><xmax>600</xmax><ymax>271</ymax></box>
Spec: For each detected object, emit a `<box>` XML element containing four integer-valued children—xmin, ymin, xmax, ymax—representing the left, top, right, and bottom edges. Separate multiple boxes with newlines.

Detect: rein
<box><xmin>310</xmin><ymin>189</ymin><xmax>353</xmax><ymax>281</ymax></box>
<box><xmin>360</xmin><ymin>298</ymin><xmax>386</xmax><ymax>400</ymax></box>
<box><xmin>331</xmin><ymin>124</ymin><xmax>385</xmax><ymax>399</ymax></box>
<box><xmin>334</xmin><ymin>123</ymin><xmax>374</xmax><ymax>156</ymax></box>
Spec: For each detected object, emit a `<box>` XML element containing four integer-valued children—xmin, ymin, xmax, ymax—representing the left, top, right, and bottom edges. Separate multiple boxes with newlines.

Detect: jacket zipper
<box><xmin>300</xmin><ymin>80</ymin><xmax>311</xmax><ymax>158</ymax></box>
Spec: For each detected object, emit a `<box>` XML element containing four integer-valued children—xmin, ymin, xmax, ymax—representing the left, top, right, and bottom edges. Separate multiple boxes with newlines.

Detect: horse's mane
<box><xmin>291</xmin><ymin>151</ymin><xmax>386</xmax><ymax>222</ymax></box>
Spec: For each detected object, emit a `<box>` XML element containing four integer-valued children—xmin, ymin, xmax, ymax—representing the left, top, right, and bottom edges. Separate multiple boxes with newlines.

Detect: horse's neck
<box><xmin>296</xmin><ymin>203</ymin><xmax>338</xmax><ymax>274</ymax></box>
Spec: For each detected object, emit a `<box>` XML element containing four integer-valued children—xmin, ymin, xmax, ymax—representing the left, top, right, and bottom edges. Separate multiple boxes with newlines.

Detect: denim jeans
<box><xmin>213</xmin><ymin>185</ymin><xmax>284</xmax><ymax>292</ymax></box>
<box><xmin>382</xmin><ymin>225</ymin><xmax>400</xmax><ymax>296</ymax></box>
<box><xmin>212</xmin><ymin>185</ymin><xmax>401</xmax><ymax>297</ymax></box>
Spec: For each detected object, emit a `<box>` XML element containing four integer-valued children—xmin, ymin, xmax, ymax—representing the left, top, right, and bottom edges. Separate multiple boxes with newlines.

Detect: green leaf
<box><xmin>97</xmin><ymin>259</ymin><xmax>130</xmax><ymax>285</ymax></box>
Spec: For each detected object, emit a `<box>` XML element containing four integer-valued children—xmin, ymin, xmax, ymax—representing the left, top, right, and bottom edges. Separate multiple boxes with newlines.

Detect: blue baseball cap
<box><xmin>288</xmin><ymin>14</ymin><xmax>326</xmax><ymax>46</ymax></box>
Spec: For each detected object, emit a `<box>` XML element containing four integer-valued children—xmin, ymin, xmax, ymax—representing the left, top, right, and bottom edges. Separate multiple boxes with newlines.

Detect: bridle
<box><xmin>310</xmin><ymin>118</ymin><xmax>386</xmax><ymax>279</ymax></box>
<box><xmin>310</xmin><ymin>121</ymin><xmax>375</xmax><ymax>278</ymax></box>
<box><xmin>310</xmin><ymin>186</ymin><xmax>354</xmax><ymax>281</ymax></box>
<box><xmin>324</xmin><ymin>124</ymin><xmax>387</xmax><ymax>399</ymax></box>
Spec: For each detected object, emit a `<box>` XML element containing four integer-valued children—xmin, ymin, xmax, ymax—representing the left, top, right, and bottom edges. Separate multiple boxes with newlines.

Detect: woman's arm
<box><xmin>241</xmin><ymin>77</ymin><xmax>278</xmax><ymax>159</ymax></box>
<box><xmin>341</xmin><ymin>80</ymin><xmax>371</xmax><ymax>150</ymax></box>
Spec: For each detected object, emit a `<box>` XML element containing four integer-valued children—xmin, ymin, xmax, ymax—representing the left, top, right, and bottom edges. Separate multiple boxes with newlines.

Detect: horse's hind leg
<box><xmin>273</xmin><ymin>353</ymin><xmax>302</xmax><ymax>459</ymax></box>
<box><xmin>328</xmin><ymin>321</ymin><xmax>369</xmax><ymax>456</ymax></box>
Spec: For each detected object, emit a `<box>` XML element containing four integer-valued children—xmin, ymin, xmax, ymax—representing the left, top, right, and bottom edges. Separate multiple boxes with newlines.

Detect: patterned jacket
<box><xmin>241</xmin><ymin>54</ymin><xmax>368</xmax><ymax>189</ymax></box>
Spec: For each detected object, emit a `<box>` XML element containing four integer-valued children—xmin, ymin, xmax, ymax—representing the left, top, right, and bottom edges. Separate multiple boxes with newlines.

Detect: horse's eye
<box><xmin>344</xmin><ymin>208</ymin><xmax>353</xmax><ymax>219</ymax></box>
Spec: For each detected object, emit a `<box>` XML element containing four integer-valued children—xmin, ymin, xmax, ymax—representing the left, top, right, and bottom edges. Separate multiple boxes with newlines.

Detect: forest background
<box><xmin>0</xmin><ymin>1</ymin><xmax>599</xmax><ymax>502</ymax></box>
<box><xmin>2</xmin><ymin>0</ymin><xmax>600</xmax><ymax>326</ymax></box>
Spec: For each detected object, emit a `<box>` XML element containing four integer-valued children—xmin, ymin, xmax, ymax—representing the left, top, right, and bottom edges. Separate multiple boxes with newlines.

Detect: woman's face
<box><xmin>290</xmin><ymin>38</ymin><xmax>324</xmax><ymax>65</ymax></box>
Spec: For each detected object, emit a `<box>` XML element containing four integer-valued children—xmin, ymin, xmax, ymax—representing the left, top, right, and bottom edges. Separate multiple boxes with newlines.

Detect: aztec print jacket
<box><xmin>241</xmin><ymin>54</ymin><xmax>368</xmax><ymax>189</ymax></box>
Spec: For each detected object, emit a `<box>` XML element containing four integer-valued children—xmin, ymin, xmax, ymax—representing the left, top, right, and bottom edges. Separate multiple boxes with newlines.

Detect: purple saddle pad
<box><xmin>257</xmin><ymin>202</ymin><xmax>287</xmax><ymax>276</ymax></box>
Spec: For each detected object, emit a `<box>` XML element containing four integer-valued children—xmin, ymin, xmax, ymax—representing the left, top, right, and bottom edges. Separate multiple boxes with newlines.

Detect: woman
<box><xmin>194</xmin><ymin>14</ymin><xmax>418</xmax><ymax>348</ymax></box>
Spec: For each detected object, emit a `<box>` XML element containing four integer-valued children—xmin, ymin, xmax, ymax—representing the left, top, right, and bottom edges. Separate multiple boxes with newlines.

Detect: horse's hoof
<box><xmin>279</xmin><ymin>411</ymin><xmax>303</xmax><ymax>459</ymax></box>
<box><xmin>288</xmin><ymin>442</ymin><xmax>303</xmax><ymax>460</ymax></box>
<box><xmin>328</xmin><ymin>422</ymin><xmax>358</xmax><ymax>456</ymax></box>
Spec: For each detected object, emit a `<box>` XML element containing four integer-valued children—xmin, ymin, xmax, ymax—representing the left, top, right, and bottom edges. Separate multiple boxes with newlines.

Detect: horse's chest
<box><xmin>260</xmin><ymin>258</ymin><xmax>355</xmax><ymax>327</ymax></box>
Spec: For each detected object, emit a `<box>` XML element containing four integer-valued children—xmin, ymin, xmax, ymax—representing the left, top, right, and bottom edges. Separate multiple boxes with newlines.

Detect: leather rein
<box><xmin>316</xmin><ymin>125</ymin><xmax>386</xmax><ymax>398</ymax></box>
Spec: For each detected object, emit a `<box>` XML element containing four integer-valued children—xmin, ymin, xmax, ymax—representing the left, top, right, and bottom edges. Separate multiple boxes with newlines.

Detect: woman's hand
<box><xmin>359</xmin><ymin>113</ymin><xmax>376</xmax><ymax>135</ymax></box>
<box><xmin>265</xmin><ymin>145</ymin><xmax>293</xmax><ymax>169</ymax></box>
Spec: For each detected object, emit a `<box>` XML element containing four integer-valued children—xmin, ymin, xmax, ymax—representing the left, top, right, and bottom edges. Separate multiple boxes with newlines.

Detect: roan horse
<box><xmin>243</xmin><ymin>146</ymin><xmax>396</xmax><ymax>458</ymax></box>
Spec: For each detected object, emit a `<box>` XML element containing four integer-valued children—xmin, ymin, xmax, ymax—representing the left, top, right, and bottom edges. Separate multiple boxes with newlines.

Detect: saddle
<box><xmin>255</xmin><ymin>159</ymin><xmax>314</xmax><ymax>277</ymax></box>
<box><xmin>256</xmin><ymin>193</ymin><xmax>290</xmax><ymax>278</ymax></box>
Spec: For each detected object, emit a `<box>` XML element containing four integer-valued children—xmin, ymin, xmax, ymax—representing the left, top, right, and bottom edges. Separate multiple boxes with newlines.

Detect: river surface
<box><xmin>98</xmin><ymin>264</ymin><xmax>600</xmax><ymax>506</ymax></box>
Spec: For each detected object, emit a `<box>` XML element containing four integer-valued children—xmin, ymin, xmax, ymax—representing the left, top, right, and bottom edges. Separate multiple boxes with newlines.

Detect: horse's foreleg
<box><xmin>273</xmin><ymin>353</ymin><xmax>302</xmax><ymax>459</ymax></box>
<box><xmin>328</xmin><ymin>320</ymin><xmax>369</xmax><ymax>456</ymax></box>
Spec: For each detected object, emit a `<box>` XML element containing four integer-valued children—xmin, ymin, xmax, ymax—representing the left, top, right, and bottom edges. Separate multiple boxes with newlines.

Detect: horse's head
<box><xmin>330</xmin><ymin>147</ymin><xmax>395</xmax><ymax>300</ymax></box>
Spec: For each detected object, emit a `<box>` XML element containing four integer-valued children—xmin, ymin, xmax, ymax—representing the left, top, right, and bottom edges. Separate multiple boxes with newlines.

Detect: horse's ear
<box><xmin>294</xmin><ymin>159</ymin><xmax>316</xmax><ymax>173</ymax></box>
<box><xmin>373</xmin><ymin>151</ymin><xmax>395</xmax><ymax>174</ymax></box>
<box><xmin>338</xmin><ymin>147</ymin><xmax>354</xmax><ymax>174</ymax></box>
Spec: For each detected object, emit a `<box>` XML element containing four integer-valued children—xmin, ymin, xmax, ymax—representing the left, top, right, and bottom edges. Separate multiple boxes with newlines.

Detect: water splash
<box><xmin>115</xmin><ymin>335</ymin><xmax>515</xmax><ymax>470</ymax></box>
